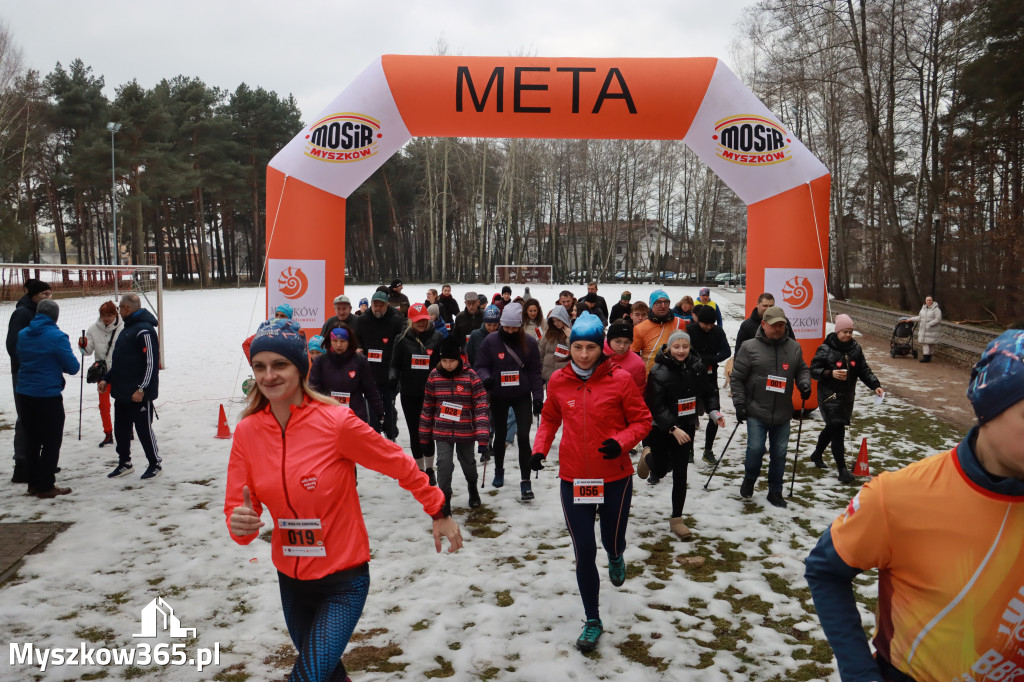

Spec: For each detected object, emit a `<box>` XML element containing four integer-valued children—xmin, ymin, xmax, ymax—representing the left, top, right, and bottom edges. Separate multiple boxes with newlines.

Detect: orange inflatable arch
<box><xmin>266</xmin><ymin>56</ymin><xmax>830</xmax><ymax>406</ymax></box>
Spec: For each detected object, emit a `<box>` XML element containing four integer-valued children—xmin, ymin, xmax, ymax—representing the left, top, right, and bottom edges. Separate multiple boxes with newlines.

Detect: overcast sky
<box><xmin>3</xmin><ymin>1</ymin><xmax>754</xmax><ymax>122</ymax></box>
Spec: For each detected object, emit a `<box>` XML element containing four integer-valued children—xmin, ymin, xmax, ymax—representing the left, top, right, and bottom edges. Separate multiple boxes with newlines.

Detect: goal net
<box><xmin>494</xmin><ymin>265</ymin><xmax>553</xmax><ymax>285</ymax></box>
<box><xmin>0</xmin><ymin>264</ymin><xmax>165</xmax><ymax>374</ymax></box>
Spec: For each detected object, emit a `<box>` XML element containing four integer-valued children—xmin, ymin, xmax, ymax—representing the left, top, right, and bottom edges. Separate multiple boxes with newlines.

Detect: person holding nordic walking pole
<box><xmin>730</xmin><ymin>306</ymin><xmax>810</xmax><ymax>509</ymax></box>
<box><xmin>531</xmin><ymin>312</ymin><xmax>651</xmax><ymax>653</ymax></box>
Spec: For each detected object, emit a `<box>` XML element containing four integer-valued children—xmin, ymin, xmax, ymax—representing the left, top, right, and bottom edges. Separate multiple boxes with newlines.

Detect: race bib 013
<box><xmin>368</xmin><ymin>349</ymin><xmax>383</xmax><ymax>363</ymax></box>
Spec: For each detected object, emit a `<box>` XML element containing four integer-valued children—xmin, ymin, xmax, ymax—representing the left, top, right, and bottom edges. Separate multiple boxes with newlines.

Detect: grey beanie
<box><xmin>667</xmin><ymin>330</ymin><xmax>690</xmax><ymax>347</ymax></box>
<box><xmin>499</xmin><ymin>302</ymin><xmax>523</xmax><ymax>327</ymax></box>
<box><xmin>37</xmin><ymin>299</ymin><xmax>59</xmax><ymax>322</ymax></box>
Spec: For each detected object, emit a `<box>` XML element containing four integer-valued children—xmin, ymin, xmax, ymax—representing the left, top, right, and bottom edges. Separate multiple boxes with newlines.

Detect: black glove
<box><xmin>387</xmin><ymin>369</ymin><xmax>399</xmax><ymax>390</ymax></box>
<box><xmin>529</xmin><ymin>452</ymin><xmax>546</xmax><ymax>471</ymax></box>
<box><xmin>483</xmin><ymin>377</ymin><xmax>496</xmax><ymax>391</ymax></box>
<box><xmin>533</xmin><ymin>398</ymin><xmax>544</xmax><ymax>417</ymax></box>
<box><xmin>377</xmin><ymin>415</ymin><xmax>385</xmax><ymax>433</ymax></box>
<box><xmin>422</xmin><ymin>441</ymin><xmax>434</xmax><ymax>458</ymax></box>
<box><xmin>735</xmin><ymin>405</ymin><xmax>747</xmax><ymax>423</ymax></box>
<box><xmin>799</xmin><ymin>387</ymin><xmax>811</xmax><ymax>401</ymax></box>
<box><xmin>478</xmin><ymin>443</ymin><xmax>491</xmax><ymax>462</ymax></box>
<box><xmin>598</xmin><ymin>439</ymin><xmax>621</xmax><ymax>459</ymax></box>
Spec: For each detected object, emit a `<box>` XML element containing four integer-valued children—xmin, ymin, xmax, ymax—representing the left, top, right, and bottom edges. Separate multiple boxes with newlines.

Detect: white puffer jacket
<box><xmin>83</xmin><ymin>317</ymin><xmax>124</xmax><ymax>369</ymax></box>
<box><xmin>910</xmin><ymin>303</ymin><xmax>942</xmax><ymax>345</ymax></box>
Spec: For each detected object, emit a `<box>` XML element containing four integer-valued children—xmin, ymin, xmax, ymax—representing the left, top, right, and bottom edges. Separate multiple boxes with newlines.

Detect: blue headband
<box><xmin>330</xmin><ymin>328</ymin><xmax>349</xmax><ymax>340</ymax></box>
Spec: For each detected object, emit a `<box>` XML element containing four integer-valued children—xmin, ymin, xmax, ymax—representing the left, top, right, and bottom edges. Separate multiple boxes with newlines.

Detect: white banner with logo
<box><xmin>268</xmin><ymin>58</ymin><xmax>413</xmax><ymax>199</ymax></box>
<box><xmin>267</xmin><ymin>259</ymin><xmax>325</xmax><ymax>328</ymax></box>
<box><xmin>763</xmin><ymin>268</ymin><xmax>825</xmax><ymax>339</ymax></box>
<box><xmin>682</xmin><ymin>61</ymin><xmax>828</xmax><ymax>205</ymax></box>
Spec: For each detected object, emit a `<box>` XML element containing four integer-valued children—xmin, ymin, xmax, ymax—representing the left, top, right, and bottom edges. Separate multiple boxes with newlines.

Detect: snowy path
<box><xmin>0</xmin><ymin>284</ymin><xmax>965</xmax><ymax>681</ymax></box>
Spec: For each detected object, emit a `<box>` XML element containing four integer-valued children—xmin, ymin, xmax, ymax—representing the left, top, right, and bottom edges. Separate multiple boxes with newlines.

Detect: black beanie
<box><xmin>439</xmin><ymin>335</ymin><xmax>463</xmax><ymax>361</ymax></box>
<box><xmin>697</xmin><ymin>305</ymin><xmax>718</xmax><ymax>324</ymax></box>
<box><xmin>607</xmin><ymin>320</ymin><xmax>633</xmax><ymax>342</ymax></box>
<box><xmin>25</xmin><ymin>279</ymin><xmax>52</xmax><ymax>297</ymax></box>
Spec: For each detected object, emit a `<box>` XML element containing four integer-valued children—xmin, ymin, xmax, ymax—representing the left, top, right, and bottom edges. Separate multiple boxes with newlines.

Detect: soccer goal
<box><xmin>0</xmin><ymin>264</ymin><xmax>165</xmax><ymax>373</ymax></box>
<box><xmin>494</xmin><ymin>265</ymin><xmax>553</xmax><ymax>285</ymax></box>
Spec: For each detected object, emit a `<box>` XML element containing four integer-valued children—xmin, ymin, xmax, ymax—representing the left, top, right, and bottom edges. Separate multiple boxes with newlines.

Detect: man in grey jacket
<box><xmin>730</xmin><ymin>306</ymin><xmax>811</xmax><ymax>508</ymax></box>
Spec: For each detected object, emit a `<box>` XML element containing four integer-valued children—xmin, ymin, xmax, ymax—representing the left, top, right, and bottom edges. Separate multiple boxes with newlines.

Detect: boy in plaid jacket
<box><xmin>420</xmin><ymin>335</ymin><xmax>490</xmax><ymax>514</ymax></box>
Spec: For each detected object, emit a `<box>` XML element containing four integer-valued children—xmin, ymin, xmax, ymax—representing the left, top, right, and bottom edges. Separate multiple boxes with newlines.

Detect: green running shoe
<box><xmin>576</xmin><ymin>619</ymin><xmax>603</xmax><ymax>652</ymax></box>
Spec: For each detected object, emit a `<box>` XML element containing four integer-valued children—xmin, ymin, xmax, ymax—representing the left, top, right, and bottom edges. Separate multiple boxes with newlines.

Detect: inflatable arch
<box><xmin>266</xmin><ymin>56</ymin><xmax>830</xmax><ymax>405</ymax></box>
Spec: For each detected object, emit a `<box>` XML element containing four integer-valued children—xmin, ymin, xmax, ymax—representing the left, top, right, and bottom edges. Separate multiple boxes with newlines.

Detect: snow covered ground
<box><xmin>0</xmin><ymin>283</ymin><xmax>966</xmax><ymax>681</ymax></box>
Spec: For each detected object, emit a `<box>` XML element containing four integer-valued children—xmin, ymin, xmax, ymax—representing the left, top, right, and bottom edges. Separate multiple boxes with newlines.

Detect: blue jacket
<box><xmin>104</xmin><ymin>308</ymin><xmax>160</xmax><ymax>401</ymax></box>
<box><xmin>16</xmin><ymin>314</ymin><xmax>81</xmax><ymax>397</ymax></box>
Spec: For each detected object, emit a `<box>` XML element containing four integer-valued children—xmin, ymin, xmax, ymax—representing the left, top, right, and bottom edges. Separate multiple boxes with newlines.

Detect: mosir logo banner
<box><xmin>764</xmin><ymin>268</ymin><xmax>825</xmax><ymax>339</ymax></box>
<box><xmin>268</xmin><ymin>259</ymin><xmax>325</xmax><ymax>328</ymax></box>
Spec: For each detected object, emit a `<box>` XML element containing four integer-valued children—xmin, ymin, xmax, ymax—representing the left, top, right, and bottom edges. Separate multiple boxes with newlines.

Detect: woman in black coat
<box><xmin>640</xmin><ymin>331</ymin><xmax>724</xmax><ymax>540</ymax></box>
<box><xmin>808</xmin><ymin>314</ymin><xmax>884</xmax><ymax>483</ymax></box>
<box><xmin>308</xmin><ymin>323</ymin><xmax>383</xmax><ymax>427</ymax></box>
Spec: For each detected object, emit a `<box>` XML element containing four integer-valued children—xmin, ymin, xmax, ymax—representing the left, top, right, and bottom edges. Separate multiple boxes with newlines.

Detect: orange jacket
<box><xmin>225</xmin><ymin>398</ymin><xmax>444</xmax><ymax>580</ymax></box>
<box><xmin>630</xmin><ymin>315</ymin><xmax>687</xmax><ymax>374</ymax></box>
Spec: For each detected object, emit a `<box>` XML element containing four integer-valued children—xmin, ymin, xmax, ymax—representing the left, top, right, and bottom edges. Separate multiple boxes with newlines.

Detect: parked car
<box><xmin>714</xmin><ymin>272</ymin><xmax>735</xmax><ymax>284</ymax></box>
<box><xmin>613</xmin><ymin>270</ymin><xmax>626</xmax><ymax>281</ymax></box>
<box><xmin>659</xmin><ymin>271</ymin><xmax>677</xmax><ymax>281</ymax></box>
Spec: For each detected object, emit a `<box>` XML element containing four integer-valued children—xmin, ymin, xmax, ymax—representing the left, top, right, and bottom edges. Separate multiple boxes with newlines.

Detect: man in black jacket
<box><xmin>5</xmin><ymin>278</ymin><xmax>52</xmax><ymax>483</ymax></box>
<box><xmin>452</xmin><ymin>291</ymin><xmax>483</xmax><ymax>348</ymax></box>
<box><xmin>685</xmin><ymin>305</ymin><xmax>732</xmax><ymax>465</ymax></box>
<box><xmin>735</xmin><ymin>292</ymin><xmax>794</xmax><ymax>353</ymax></box>
<box><xmin>99</xmin><ymin>294</ymin><xmax>162</xmax><ymax>480</ymax></box>
<box><xmin>355</xmin><ymin>290</ymin><xmax>405</xmax><ymax>439</ymax></box>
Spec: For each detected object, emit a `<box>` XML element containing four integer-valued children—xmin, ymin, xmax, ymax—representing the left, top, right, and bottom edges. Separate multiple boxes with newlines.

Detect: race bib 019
<box><xmin>279</xmin><ymin>518</ymin><xmax>326</xmax><ymax>557</ymax></box>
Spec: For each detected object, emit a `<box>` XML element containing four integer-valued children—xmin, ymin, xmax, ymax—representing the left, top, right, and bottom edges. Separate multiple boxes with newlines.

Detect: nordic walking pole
<box><xmin>788</xmin><ymin>398</ymin><xmax>807</xmax><ymax>498</ymax></box>
<box><xmin>78</xmin><ymin>329</ymin><xmax>85</xmax><ymax>440</ymax></box>
<box><xmin>704</xmin><ymin>421</ymin><xmax>741</xmax><ymax>490</ymax></box>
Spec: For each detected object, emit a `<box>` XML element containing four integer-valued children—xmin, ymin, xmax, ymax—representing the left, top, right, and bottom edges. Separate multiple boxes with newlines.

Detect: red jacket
<box><xmin>419</xmin><ymin>362</ymin><xmax>490</xmax><ymax>445</ymax></box>
<box><xmin>225</xmin><ymin>398</ymin><xmax>444</xmax><ymax>580</ymax></box>
<box><xmin>534</xmin><ymin>359</ymin><xmax>652</xmax><ymax>483</ymax></box>
<box><xmin>603</xmin><ymin>341</ymin><xmax>646</xmax><ymax>390</ymax></box>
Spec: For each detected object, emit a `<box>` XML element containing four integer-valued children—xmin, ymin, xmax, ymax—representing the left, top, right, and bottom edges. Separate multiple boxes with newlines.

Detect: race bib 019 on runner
<box><xmin>279</xmin><ymin>518</ymin><xmax>326</xmax><ymax>557</ymax></box>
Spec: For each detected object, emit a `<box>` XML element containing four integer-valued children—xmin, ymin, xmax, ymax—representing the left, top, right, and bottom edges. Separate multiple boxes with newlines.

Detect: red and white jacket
<box><xmin>225</xmin><ymin>398</ymin><xmax>444</xmax><ymax>580</ymax></box>
<box><xmin>419</xmin><ymin>361</ymin><xmax>490</xmax><ymax>445</ymax></box>
<box><xmin>534</xmin><ymin>359</ymin><xmax>652</xmax><ymax>483</ymax></box>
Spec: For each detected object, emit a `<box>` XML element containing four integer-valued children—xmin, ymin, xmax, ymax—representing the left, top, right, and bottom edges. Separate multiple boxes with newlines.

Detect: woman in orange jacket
<box><xmin>225</xmin><ymin>318</ymin><xmax>462</xmax><ymax>682</ymax></box>
<box><xmin>531</xmin><ymin>312</ymin><xmax>651</xmax><ymax>653</ymax></box>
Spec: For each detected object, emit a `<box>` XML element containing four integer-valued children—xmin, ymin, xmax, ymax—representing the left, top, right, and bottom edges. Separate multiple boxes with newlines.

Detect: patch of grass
<box><xmin>189</xmin><ymin>501</ymin><xmax>209</xmax><ymax>510</ymax></box>
<box><xmin>56</xmin><ymin>610</ymin><xmax>78</xmax><ymax>621</ymax></box>
<box><xmin>349</xmin><ymin>627</ymin><xmax>388</xmax><ymax>642</ymax></box>
<box><xmin>412</xmin><ymin>619</ymin><xmax>430</xmax><ymax>631</ymax></box>
<box><xmin>212</xmin><ymin>663</ymin><xmax>249</xmax><ymax>681</ymax></box>
<box><xmin>448</xmin><ymin>641</ymin><xmax>461</xmax><ymax>650</ymax></box>
<box><xmin>80</xmin><ymin>672</ymin><xmax>109</xmax><ymax>680</ymax></box>
<box><xmin>157</xmin><ymin>525</ymin><xmax>178</xmax><ymax>536</ymax></box>
<box><xmin>145</xmin><ymin>576</ymin><xmax>164</xmax><ymax>586</ymax></box>
<box><xmin>122</xmin><ymin>665</ymin><xmax>156</xmax><ymax>679</ymax></box>
<box><xmin>791</xmin><ymin>638</ymin><xmax>836</xmax><ymax>665</ymax></box>
<box><xmin>495</xmin><ymin>590</ymin><xmax>513</xmax><ymax>607</ymax></box>
<box><xmin>187</xmin><ymin>478</ymin><xmax>215</xmax><ymax>486</ymax></box>
<box><xmin>495</xmin><ymin>555</ymin><xmax>523</xmax><ymax>568</ymax></box>
<box><xmin>638</xmin><ymin>535</ymin><xmax>677</xmax><ymax>581</ymax></box>
<box><xmin>423</xmin><ymin>655</ymin><xmax>455</xmax><ymax>678</ymax></box>
<box><xmin>344</xmin><ymin>642</ymin><xmax>407</xmax><ymax>673</ymax></box>
<box><xmin>644</xmin><ymin>581</ymin><xmax>666</xmax><ymax>590</ymax></box>
<box><xmin>616</xmin><ymin>633</ymin><xmax>668</xmax><ymax>672</ymax></box>
<box><xmin>696</xmin><ymin>650</ymin><xmax>716</xmax><ymax>669</ymax></box>
<box><xmin>478</xmin><ymin>667</ymin><xmax>501</xmax><ymax>680</ymax></box>
<box><xmin>718</xmin><ymin>584</ymin><xmax>773</xmax><ymax>616</ymax></box>
<box><xmin>536</xmin><ymin>543</ymin><xmax>556</xmax><ymax>550</ymax></box>
<box><xmin>232</xmin><ymin>600</ymin><xmax>254</xmax><ymax>615</ymax></box>
<box><xmin>262</xmin><ymin>643</ymin><xmax>295</xmax><ymax>669</ymax></box>
<box><xmin>384</xmin><ymin>605</ymin><xmax>401</xmax><ymax>615</ymax></box>
<box><xmin>74</xmin><ymin>626</ymin><xmax>115</xmax><ymax>643</ymax></box>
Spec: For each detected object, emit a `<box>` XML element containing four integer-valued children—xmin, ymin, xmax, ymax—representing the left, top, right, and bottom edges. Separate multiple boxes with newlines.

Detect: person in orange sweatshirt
<box><xmin>630</xmin><ymin>290</ymin><xmax>687</xmax><ymax>375</ymax></box>
<box><xmin>225</xmin><ymin>318</ymin><xmax>462</xmax><ymax>682</ymax></box>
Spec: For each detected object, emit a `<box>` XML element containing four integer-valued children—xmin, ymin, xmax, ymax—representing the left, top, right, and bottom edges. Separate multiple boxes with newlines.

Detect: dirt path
<box><xmin>854</xmin><ymin>331</ymin><xmax>976</xmax><ymax>432</ymax></box>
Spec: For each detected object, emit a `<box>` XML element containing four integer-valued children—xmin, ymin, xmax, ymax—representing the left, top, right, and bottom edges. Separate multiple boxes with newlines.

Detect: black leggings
<box><xmin>490</xmin><ymin>394</ymin><xmax>533</xmax><ymax>481</ymax></box>
<box><xmin>814</xmin><ymin>423</ymin><xmax>847</xmax><ymax>468</ymax></box>
<box><xmin>649</xmin><ymin>424</ymin><xmax>696</xmax><ymax>518</ymax></box>
<box><xmin>400</xmin><ymin>391</ymin><xmax>427</xmax><ymax>460</ymax></box>
<box><xmin>560</xmin><ymin>476</ymin><xmax>632</xmax><ymax>621</ymax></box>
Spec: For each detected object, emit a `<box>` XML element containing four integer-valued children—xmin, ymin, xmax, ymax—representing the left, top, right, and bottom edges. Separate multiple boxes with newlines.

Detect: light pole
<box><xmin>930</xmin><ymin>211</ymin><xmax>941</xmax><ymax>298</ymax></box>
<box><xmin>106</xmin><ymin>122</ymin><xmax>121</xmax><ymax>267</ymax></box>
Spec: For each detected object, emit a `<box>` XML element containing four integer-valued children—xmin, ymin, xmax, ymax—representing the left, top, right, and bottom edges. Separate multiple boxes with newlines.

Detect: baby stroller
<box><xmin>890</xmin><ymin>319</ymin><xmax>918</xmax><ymax>358</ymax></box>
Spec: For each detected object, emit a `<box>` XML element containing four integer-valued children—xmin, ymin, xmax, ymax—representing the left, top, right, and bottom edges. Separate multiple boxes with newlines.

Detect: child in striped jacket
<box><xmin>420</xmin><ymin>335</ymin><xmax>490</xmax><ymax>514</ymax></box>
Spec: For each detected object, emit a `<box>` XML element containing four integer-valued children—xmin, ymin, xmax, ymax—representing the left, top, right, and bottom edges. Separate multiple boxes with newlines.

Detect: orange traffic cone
<box><xmin>853</xmin><ymin>438</ymin><xmax>870</xmax><ymax>476</ymax></box>
<box><xmin>215</xmin><ymin>404</ymin><xmax>232</xmax><ymax>439</ymax></box>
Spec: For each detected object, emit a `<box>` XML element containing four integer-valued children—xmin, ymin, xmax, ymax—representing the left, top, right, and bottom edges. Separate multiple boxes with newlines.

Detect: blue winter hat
<box><xmin>274</xmin><ymin>303</ymin><xmax>294</xmax><ymax>319</ymax></box>
<box><xmin>649</xmin><ymin>289</ymin><xmax>670</xmax><ymax>307</ymax></box>
<box><xmin>569</xmin><ymin>311</ymin><xmax>605</xmax><ymax>346</ymax></box>
<box><xmin>308</xmin><ymin>335</ymin><xmax>325</xmax><ymax>353</ymax></box>
<box><xmin>483</xmin><ymin>304</ymin><xmax>501</xmax><ymax>323</ymax></box>
<box><xmin>250</xmin><ymin>319</ymin><xmax>309</xmax><ymax>376</ymax></box>
<box><xmin>968</xmin><ymin>329</ymin><xmax>1024</xmax><ymax>424</ymax></box>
